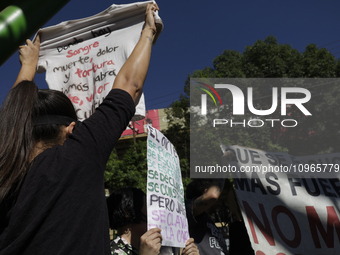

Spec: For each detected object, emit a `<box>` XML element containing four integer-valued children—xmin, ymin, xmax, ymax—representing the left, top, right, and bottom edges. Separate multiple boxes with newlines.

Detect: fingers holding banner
<box><xmin>140</xmin><ymin>228</ymin><xmax>163</xmax><ymax>255</ymax></box>
<box><xmin>13</xmin><ymin>33</ymin><xmax>41</xmax><ymax>87</ymax></box>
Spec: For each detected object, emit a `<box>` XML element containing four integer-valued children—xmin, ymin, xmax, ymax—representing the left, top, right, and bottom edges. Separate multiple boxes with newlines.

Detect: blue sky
<box><xmin>1</xmin><ymin>0</ymin><xmax>340</xmax><ymax>110</ymax></box>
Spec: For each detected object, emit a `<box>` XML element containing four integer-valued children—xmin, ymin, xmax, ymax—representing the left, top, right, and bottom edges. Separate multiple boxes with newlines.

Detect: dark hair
<box><xmin>33</xmin><ymin>86</ymin><xmax>77</xmax><ymax>144</ymax></box>
<box><xmin>0</xmin><ymin>81</ymin><xmax>77</xmax><ymax>204</ymax></box>
<box><xmin>186</xmin><ymin>179</ymin><xmax>215</xmax><ymax>200</ymax></box>
<box><xmin>107</xmin><ymin>187</ymin><xmax>147</xmax><ymax>229</ymax></box>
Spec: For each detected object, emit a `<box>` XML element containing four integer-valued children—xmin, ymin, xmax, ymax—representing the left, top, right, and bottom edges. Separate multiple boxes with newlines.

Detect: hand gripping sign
<box><xmin>35</xmin><ymin>1</ymin><xmax>163</xmax><ymax>121</ymax></box>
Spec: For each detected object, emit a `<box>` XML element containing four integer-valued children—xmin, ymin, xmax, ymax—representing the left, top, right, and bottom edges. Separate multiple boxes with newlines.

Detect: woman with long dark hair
<box><xmin>0</xmin><ymin>4</ymin><xmax>160</xmax><ymax>254</ymax></box>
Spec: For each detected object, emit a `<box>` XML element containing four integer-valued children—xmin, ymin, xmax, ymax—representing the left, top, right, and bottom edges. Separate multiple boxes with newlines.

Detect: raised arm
<box><xmin>192</xmin><ymin>179</ymin><xmax>225</xmax><ymax>217</ymax></box>
<box><xmin>192</xmin><ymin>151</ymin><xmax>233</xmax><ymax>217</ymax></box>
<box><xmin>13</xmin><ymin>35</ymin><xmax>40</xmax><ymax>88</ymax></box>
<box><xmin>112</xmin><ymin>3</ymin><xmax>159</xmax><ymax>104</ymax></box>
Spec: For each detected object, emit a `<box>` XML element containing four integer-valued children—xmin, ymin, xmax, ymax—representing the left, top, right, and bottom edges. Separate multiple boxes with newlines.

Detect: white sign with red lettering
<box><xmin>37</xmin><ymin>1</ymin><xmax>162</xmax><ymax>121</ymax></box>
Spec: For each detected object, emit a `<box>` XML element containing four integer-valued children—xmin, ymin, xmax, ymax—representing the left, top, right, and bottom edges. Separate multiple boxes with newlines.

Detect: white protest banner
<box><xmin>36</xmin><ymin>1</ymin><xmax>163</xmax><ymax>121</ymax></box>
<box><xmin>147</xmin><ymin>125</ymin><xmax>189</xmax><ymax>248</ymax></box>
<box><xmin>222</xmin><ymin>145</ymin><xmax>340</xmax><ymax>255</ymax></box>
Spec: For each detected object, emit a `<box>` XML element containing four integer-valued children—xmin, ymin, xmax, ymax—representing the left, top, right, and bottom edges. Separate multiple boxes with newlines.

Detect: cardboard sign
<box><xmin>147</xmin><ymin>125</ymin><xmax>189</xmax><ymax>247</ymax></box>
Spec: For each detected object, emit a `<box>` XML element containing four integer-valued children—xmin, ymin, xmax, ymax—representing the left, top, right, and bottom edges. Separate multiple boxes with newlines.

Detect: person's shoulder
<box><xmin>106</xmin><ymin>89</ymin><xmax>135</xmax><ymax>106</ymax></box>
<box><xmin>110</xmin><ymin>236</ymin><xmax>127</xmax><ymax>255</ymax></box>
<box><xmin>110</xmin><ymin>235</ymin><xmax>138</xmax><ymax>255</ymax></box>
<box><xmin>29</xmin><ymin>146</ymin><xmax>60</xmax><ymax>173</ymax></box>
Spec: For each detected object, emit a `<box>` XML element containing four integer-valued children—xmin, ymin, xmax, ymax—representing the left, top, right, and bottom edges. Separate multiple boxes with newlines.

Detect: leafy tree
<box><xmin>105</xmin><ymin>140</ymin><xmax>192</xmax><ymax>194</ymax></box>
<box><xmin>105</xmin><ymin>35</ymin><xmax>340</xmax><ymax>198</ymax></box>
<box><xmin>163</xmin><ymin>35</ymin><xmax>340</xmax><ymax>228</ymax></box>
<box><xmin>165</xmin><ymin>35</ymin><xmax>340</xmax><ymax>165</ymax></box>
<box><xmin>105</xmin><ymin>141</ymin><xmax>148</xmax><ymax>193</ymax></box>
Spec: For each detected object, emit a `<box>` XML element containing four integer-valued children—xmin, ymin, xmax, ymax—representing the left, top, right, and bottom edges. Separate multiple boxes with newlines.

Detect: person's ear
<box><xmin>66</xmin><ymin>121</ymin><xmax>76</xmax><ymax>136</ymax></box>
<box><xmin>123</xmin><ymin>210</ymin><xmax>131</xmax><ymax>219</ymax></box>
<box><xmin>204</xmin><ymin>188</ymin><xmax>208</xmax><ymax>194</ymax></box>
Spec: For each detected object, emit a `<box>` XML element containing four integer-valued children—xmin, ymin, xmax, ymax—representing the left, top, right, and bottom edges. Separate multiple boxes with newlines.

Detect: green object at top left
<box><xmin>0</xmin><ymin>6</ymin><xmax>27</xmax><ymax>40</ymax></box>
<box><xmin>0</xmin><ymin>0</ymin><xmax>70</xmax><ymax>66</ymax></box>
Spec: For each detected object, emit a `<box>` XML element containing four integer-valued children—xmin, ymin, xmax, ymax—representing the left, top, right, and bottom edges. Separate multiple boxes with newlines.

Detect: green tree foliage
<box><xmin>166</xmin><ymin>35</ymin><xmax>340</xmax><ymax>164</ymax></box>
<box><xmin>105</xmin><ymin>139</ymin><xmax>192</xmax><ymax>194</ymax></box>
<box><xmin>212</xmin><ymin>36</ymin><xmax>338</xmax><ymax>78</ymax></box>
<box><xmin>105</xmin><ymin>35</ymin><xmax>340</xmax><ymax>193</ymax></box>
<box><xmin>105</xmin><ymin>141</ymin><xmax>148</xmax><ymax>192</ymax></box>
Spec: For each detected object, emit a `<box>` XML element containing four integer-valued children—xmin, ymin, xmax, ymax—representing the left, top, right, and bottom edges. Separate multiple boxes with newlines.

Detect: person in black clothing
<box><xmin>107</xmin><ymin>187</ymin><xmax>161</xmax><ymax>255</ymax></box>
<box><xmin>107</xmin><ymin>187</ymin><xmax>199</xmax><ymax>255</ymax></box>
<box><xmin>186</xmin><ymin>179</ymin><xmax>229</xmax><ymax>255</ymax></box>
<box><xmin>185</xmin><ymin>152</ymin><xmax>233</xmax><ymax>255</ymax></box>
<box><xmin>0</xmin><ymin>3</ymin><xmax>160</xmax><ymax>254</ymax></box>
<box><xmin>186</xmin><ymin>151</ymin><xmax>255</xmax><ymax>255</ymax></box>
<box><xmin>228</xmin><ymin>221</ymin><xmax>254</xmax><ymax>255</ymax></box>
